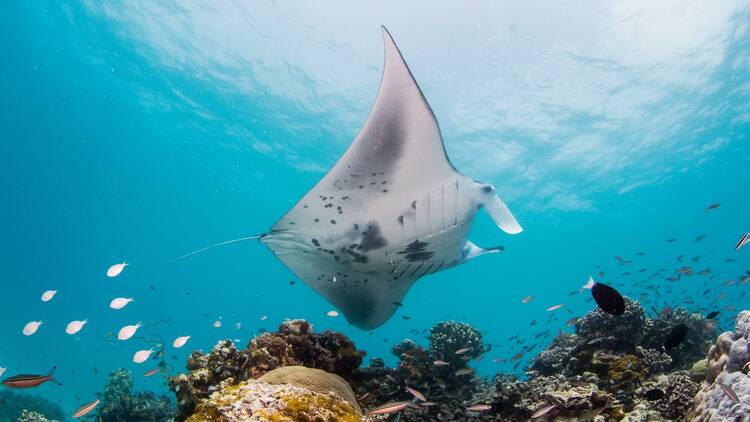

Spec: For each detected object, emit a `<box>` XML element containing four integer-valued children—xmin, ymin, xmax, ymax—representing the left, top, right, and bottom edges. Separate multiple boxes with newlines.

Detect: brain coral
<box><xmin>187</xmin><ymin>379</ymin><xmax>361</xmax><ymax>422</ymax></box>
<box><xmin>258</xmin><ymin>366</ymin><xmax>361</xmax><ymax>414</ymax></box>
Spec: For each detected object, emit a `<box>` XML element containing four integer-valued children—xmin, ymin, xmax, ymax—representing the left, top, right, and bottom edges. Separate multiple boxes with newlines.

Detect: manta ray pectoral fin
<box><xmin>475</xmin><ymin>183</ymin><xmax>523</xmax><ymax>235</ymax></box>
<box><xmin>462</xmin><ymin>240</ymin><xmax>505</xmax><ymax>262</ymax></box>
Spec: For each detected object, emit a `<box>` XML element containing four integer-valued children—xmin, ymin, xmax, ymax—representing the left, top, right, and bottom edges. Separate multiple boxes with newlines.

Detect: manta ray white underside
<box><xmin>259</xmin><ymin>27</ymin><xmax>523</xmax><ymax>329</ymax></box>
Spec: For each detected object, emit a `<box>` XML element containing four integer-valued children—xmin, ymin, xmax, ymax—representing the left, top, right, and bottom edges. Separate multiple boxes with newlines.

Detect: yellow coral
<box><xmin>258</xmin><ymin>366</ymin><xmax>361</xmax><ymax>414</ymax></box>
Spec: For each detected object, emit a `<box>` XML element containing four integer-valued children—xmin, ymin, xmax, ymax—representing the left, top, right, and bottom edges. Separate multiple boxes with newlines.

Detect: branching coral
<box><xmin>653</xmin><ymin>372</ymin><xmax>698</xmax><ymax>420</ymax></box>
<box><xmin>428</xmin><ymin>321</ymin><xmax>484</xmax><ymax>363</ymax></box>
<box><xmin>636</xmin><ymin>346</ymin><xmax>673</xmax><ymax>375</ymax></box>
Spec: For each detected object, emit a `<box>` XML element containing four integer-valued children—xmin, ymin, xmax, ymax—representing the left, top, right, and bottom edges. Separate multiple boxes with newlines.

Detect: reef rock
<box><xmin>187</xmin><ymin>377</ymin><xmax>361</xmax><ymax>421</ymax></box>
<box><xmin>689</xmin><ymin>310</ymin><xmax>750</xmax><ymax>421</ymax></box>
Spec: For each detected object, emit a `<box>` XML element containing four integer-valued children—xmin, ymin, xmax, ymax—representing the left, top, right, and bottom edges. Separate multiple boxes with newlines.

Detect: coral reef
<box><xmin>186</xmin><ymin>378</ymin><xmax>361</xmax><ymax>422</ymax></box>
<box><xmin>0</xmin><ymin>390</ymin><xmax>65</xmax><ymax>422</ymax></box>
<box><xmin>98</xmin><ymin>369</ymin><xmax>175</xmax><ymax>421</ymax></box>
<box><xmin>689</xmin><ymin>310</ymin><xmax>750</xmax><ymax>421</ymax></box>
<box><xmin>169</xmin><ymin>305</ymin><xmax>742</xmax><ymax>422</ymax></box>
<box><xmin>170</xmin><ymin>319</ymin><xmax>364</xmax><ymax>419</ymax></box>
<box><xmin>17</xmin><ymin>410</ymin><xmax>59</xmax><ymax>422</ymax></box>
<box><xmin>493</xmin><ymin>373</ymin><xmax>622</xmax><ymax>420</ymax></box>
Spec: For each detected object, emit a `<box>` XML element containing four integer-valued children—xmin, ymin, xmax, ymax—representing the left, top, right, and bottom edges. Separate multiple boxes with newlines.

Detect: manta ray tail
<box><xmin>171</xmin><ymin>234</ymin><xmax>265</xmax><ymax>263</ymax></box>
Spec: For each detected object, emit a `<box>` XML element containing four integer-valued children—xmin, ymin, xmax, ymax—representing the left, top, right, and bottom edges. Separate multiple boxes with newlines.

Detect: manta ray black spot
<box><xmin>311</xmin><ymin>239</ymin><xmax>320</xmax><ymax>247</ymax></box>
<box><xmin>359</xmin><ymin>222</ymin><xmax>387</xmax><ymax>252</ymax></box>
<box><xmin>397</xmin><ymin>239</ymin><xmax>434</xmax><ymax>262</ymax></box>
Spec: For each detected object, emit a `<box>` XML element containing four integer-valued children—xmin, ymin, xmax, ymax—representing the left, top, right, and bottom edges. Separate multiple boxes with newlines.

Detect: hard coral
<box><xmin>171</xmin><ymin>320</ymin><xmax>364</xmax><ymax>420</ymax></box>
<box><xmin>636</xmin><ymin>346</ymin><xmax>673</xmax><ymax>375</ymax></box>
<box><xmin>689</xmin><ymin>310</ymin><xmax>750</xmax><ymax>421</ymax></box>
<box><xmin>653</xmin><ymin>372</ymin><xmax>697</xmax><ymax>420</ymax></box>
<box><xmin>258</xmin><ymin>366</ymin><xmax>361</xmax><ymax>414</ymax></box>
<box><xmin>186</xmin><ymin>379</ymin><xmax>361</xmax><ymax>422</ymax></box>
<box><xmin>429</xmin><ymin>321</ymin><xmax>484</xmax><ymax>363</ymax></box>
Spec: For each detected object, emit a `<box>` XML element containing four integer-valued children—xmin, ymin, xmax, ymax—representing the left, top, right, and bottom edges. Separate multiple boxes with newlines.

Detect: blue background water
<box><xmin>2</xmin><ymin>1</ymin><xmax>749</xmax><ymax>418</ymax></box>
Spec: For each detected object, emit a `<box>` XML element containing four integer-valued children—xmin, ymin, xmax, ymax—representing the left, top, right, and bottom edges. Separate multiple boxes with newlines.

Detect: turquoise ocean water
<box><xmin>2</xmin><ymin>1</ymin><xmax>749</xmax><ymax>418</ymax></box>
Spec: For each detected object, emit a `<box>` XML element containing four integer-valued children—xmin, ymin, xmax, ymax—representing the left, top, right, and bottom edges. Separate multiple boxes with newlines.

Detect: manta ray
<box><xmin>178</xmin><ymin>27</ymin><xmax>522</xmax><ymax>330</ymax></box>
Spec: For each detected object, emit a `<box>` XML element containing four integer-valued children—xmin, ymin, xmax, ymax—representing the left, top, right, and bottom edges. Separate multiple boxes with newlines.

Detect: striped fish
<box><xmin>718</xmin><ymin>383</ymin><xmax>739</xmax><ymax>403</ymax></box>
<box><xmin>2</xmin><ymin>366</ymin><xmax>61</xmax><ymax>389</ymax></box>
<box><xmin>367</xmin><ymin>401</ymin><xmax>409</xmax><ymax>415</ymax></box>
<box><xmin>531</xmin><ymin>404</ymin><xmax>557</xmax><ymax>419</ymax></box>
<box><xmin>736</xmin><ymin>232</ymin><xmax>749</xmax><ymax>251</ymax></box>
<box><xmin>72</xmin><ymin>399</ymin><xmax>100</xmax><ymax>419</ymax></box>
<box><xmin>405</xmin><ymin>386</ymin><xmax>426</xmax><ymax>402</ymax></box>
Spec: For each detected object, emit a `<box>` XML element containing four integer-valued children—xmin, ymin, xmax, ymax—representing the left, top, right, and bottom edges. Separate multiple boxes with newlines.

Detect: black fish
<box><xmin>591</xmin><ymin>282</ymin><xmax>625</xmax><ymax>315</ymax></box>
<box><xmin>644</xmin><ymin>388</ymin><xmax>665</xmax><ymax>401</ymax></box>
<box><xmin>664</xmin><ymin>323</ymin><xmax>689</xmax><ymax>350</ymax></box>
<box><xmin>706</xmin><ymin>311</ymin><xmax>719</xmax><ymax>320</ymax></box>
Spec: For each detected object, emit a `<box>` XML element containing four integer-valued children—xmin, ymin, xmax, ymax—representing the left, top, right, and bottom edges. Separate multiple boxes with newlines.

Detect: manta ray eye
<box><xmin>482</xmin><ymin>184</ymin><xmax>494</xmax><ymax>194</ymax></box>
